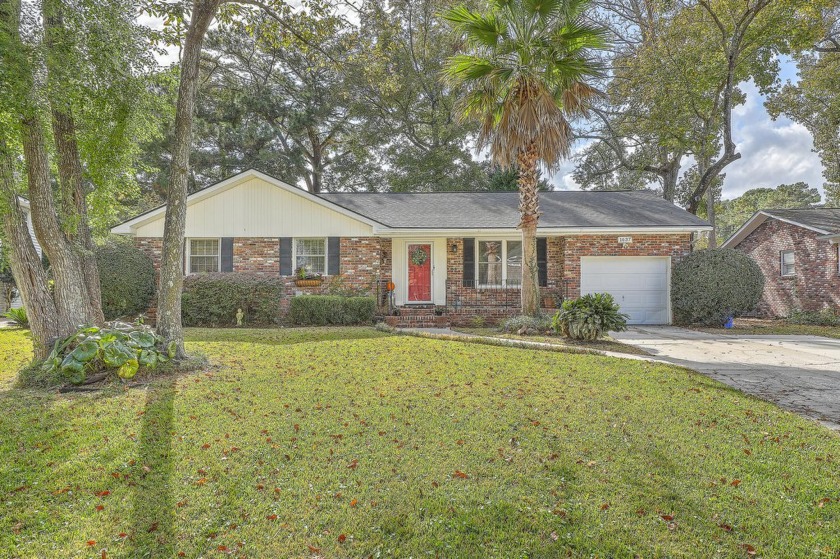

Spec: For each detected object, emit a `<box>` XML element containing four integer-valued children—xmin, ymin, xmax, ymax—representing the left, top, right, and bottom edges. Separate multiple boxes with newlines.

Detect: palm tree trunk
<box><xmin>156</xmin><ymin>0</ymin><xmax>220</xmax><ymax>358</ymax></box>
<box><xmin>517</xmin><ymin>143</ymin><xmax>541</xmax><ymax>316</ymax></box>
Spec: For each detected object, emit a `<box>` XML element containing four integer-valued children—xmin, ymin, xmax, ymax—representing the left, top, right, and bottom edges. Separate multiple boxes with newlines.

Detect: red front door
<box><xmin>407</xmin><ymin>244</ymin><xmax>432</xmax><ymax>302</ymax></box>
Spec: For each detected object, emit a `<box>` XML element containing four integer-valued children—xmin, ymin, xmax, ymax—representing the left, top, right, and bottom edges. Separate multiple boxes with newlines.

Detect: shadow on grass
<box><xmin>127</xmin><ymin>379</ymin><xmax>177</xmax><ymax>557</ymax></box>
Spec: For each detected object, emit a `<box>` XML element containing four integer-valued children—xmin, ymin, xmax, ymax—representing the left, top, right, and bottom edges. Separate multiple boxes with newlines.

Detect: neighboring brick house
<box><xmin>112</xmin><ymin>169</ymin><xmax>709</xmax><ymax>326</ymax></box>
<box><xmin>722</xmin><ymin>208</ymin><xmax>840</xmax><ymax>317</ymax></box>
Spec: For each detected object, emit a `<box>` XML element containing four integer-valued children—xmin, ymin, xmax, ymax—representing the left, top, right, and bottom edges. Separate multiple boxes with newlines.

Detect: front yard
<box><xmin>1</xmin><ymin>327</ymin><xmax>839</xmax><ymax>558</ymax></box>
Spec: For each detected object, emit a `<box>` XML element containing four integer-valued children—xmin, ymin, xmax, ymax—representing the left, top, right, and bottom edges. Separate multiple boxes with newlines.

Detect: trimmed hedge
<box><xmin>671</xmin><ymin>248</ymin><xmax>764</xmax><ymax>326</ymax></box>
<box><xmin>96</xmin><ymin>240</ymin><xmax>156</xmax><ymax>320</ymax></box>
<box><xmin>182</xmin><ymin>274</ymin><xmax>284</xmax><ymax>327</ymax></box>
<box><xmin>288</xmin><ymin>295</ymin><xmax>376</xmax><ymax>326</ymax></box>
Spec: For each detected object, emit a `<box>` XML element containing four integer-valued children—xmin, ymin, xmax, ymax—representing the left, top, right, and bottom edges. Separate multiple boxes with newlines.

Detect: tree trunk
<box><xmin>0</xmin><ymin>146</ymin><xmax>65</xmax><ymax>360</ymax></box>
<box><xmin>661</xmin><ymin>156</ymin><xmax>681</xmax><ymax>203</ymax></box>
<box><xmin>156</xmin><ymin>0</ymin><xmax>220</xmax><ymax>358</ymax></box>
<box><xmin>706</xmin><ymin>179</ymin><xmax>717</xmax><ymax>249</ymax></box>
<box><xmin>517</xmin><ymin>143</ymin><xmax>541</xmax><ymax>316</ymax></box>
<box><xmin>43</xmin><ymin>0</ymin><xmax>104</xmax><ymax>324</ymax></box>
<box><xmin>21</xmin><ymin>115</ymin><xmax>97</xmax><ymax>331</ymax></box>
<box><xmin>51</xmin><ymin>109</ymin><xmax>105</xmax><ymax>323</ymax></box>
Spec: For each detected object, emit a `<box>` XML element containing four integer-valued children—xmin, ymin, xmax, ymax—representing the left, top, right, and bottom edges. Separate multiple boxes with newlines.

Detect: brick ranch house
<box><xmin>722</xmin><ymin>208</ymin><xmax>840</xmax><ymax>317</ymax></box>
<box><xmin>112</xmin><ymin>169</ymin><xmax>710</xmax><ymax>327</ymax></box>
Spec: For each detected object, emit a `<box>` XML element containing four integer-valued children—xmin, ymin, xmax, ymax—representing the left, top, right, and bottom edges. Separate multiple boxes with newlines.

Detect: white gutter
<box><xmin>375</xmin><ymin>226</ymin><xmax>711</xmax><ymax>237</ymax></box>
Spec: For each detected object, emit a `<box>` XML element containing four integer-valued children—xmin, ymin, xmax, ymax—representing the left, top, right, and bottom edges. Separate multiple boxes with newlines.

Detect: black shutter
<box><xmin>279</xmin><ymin>237</ymin><xmax>292</xmax><ymax>275</ymax></box>
<box><xmin>537</xmin><ymin>237</ymin><xmax>548</xmax><ymax>287</ymax></box>
<box><xmin>462</xmin><ymin>238</ymin><xmax>475</xmax><ymax>287</ymax></box>
<box><xmin>220</xmin><ymin>238</ymin><xmax>234</xmax><ymax>272</ymax></box>
<box><xmin>328</xmin><ymin>237</ymin><xmax>341</xmax><ymax>275</ymax></box>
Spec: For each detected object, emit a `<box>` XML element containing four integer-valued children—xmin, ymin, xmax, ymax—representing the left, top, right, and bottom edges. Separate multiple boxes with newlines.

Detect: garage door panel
<box><xmin>580</xmin><ymin>257</ymin><xmax>670</xmax><ymax>326</ymax></box>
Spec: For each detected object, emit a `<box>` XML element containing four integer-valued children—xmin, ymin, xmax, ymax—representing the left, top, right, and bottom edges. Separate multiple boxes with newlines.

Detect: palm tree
<box><xmin>443</xmin><ymin>0</ymin><xmax>606</xmax><ymax>316</ymax></box>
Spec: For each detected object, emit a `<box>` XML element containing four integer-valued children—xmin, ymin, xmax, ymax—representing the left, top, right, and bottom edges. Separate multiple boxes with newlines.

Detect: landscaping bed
<box><xmin>1</xmin><ymin>327</ymin><xmax>838</xmax><ymax>557</ymax></box>
<box><xmin>452</xmin><ymin>326</ymin><xmax>651</xmax><ymax>356</ymax></box>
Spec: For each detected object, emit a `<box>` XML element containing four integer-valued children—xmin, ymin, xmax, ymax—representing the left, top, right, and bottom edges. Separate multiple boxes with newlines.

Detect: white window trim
<box><xmin>475</xmin><ymin>239</ymin><xmax>522</xmax><ymax>288</ymax></box>
<box><xmin>780</xmin><ymin>250</ymin><xmax>795</xmax><ymax>277</ymax></box>
<box><xmin>293</xmin><ymin>237</ymin><xmax>328</xmax><ymax>275</ymax></box>
<box><xmin>186</xmin><ymin>238</ymin><xmax>221</xmax><ymax>275</ymax></box>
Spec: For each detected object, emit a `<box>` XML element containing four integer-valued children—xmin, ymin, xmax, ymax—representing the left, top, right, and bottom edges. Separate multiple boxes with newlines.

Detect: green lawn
<box><xmin>1</xmin><ymin>327</ymin><xmax>839</xmax><ymax>558</ymax></box>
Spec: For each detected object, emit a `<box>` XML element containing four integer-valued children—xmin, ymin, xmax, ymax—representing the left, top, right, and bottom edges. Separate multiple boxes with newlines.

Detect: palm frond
<box><xmin>442</xmin><ymin>6</ymin><xmax>506</xmax><ymax>49</ymax></box>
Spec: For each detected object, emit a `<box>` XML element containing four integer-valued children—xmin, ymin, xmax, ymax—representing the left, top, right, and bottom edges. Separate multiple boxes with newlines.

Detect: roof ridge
<box><xmin>321</xmin><ymin>189</ymin><xmax>646</xmax><ymax>195</ymax></box>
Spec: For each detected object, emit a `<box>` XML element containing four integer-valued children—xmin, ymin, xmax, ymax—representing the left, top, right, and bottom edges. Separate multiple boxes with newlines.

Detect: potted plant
<box><xmin>294</xmin><ymin>267</ymin><xmax>323</xmax><ymax>287</ymax></box>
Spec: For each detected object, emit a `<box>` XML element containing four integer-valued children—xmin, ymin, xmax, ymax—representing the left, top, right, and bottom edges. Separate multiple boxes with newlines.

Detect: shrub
<box><xmin>671</xmin><ymin>248</ymin><xmax>764</xmax><ymax>326</ymax></box>
<box><xmin>551</xmin><ymin>293</ymin><xmax>628</xmax><ymax>340</ymax></box>
<box><xmin>288</xmin><ymin>295</ymin><xmax>376</xmax><ymax>326</ymax></box>
<box><xmin>4</xmin><ymin>307</ymin><xmax>28</xmax><ymax>327</ymax></box>
<box><xmin>182</xmin><ymin>273</ymin><xmax>284</xmax><ymax>327</ymax></box>
<box><xmin>18</xmin><ymin>322</ymin><xmax>175</xmax><ymax>388</ymax></box>
<box><xmin>96</xmin><ymin>239</ymin><xmax>156</xmax><ymax>320</ymax></box>
<box><xmin>787</xmin><ymin>308</ymin><xmax>840</xmax><ymax>326</ymax></box>
<box><xmin>500</xmin><ymin>314</ymin><xmax>552</xmax><ymax>334</ymax></box>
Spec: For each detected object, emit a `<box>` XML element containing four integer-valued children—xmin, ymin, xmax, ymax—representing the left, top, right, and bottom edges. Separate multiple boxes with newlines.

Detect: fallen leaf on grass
<box><xmin>337</xmin><ymin>534</ymin><xmax>347</xmax><ymax>543</ymax></box>
<box><xmin>742</xmin><ymin>543</ymin><xmax>757</xmax><ymax>556</ymax></box>
<box><xmin>86</xmin><ymin>540</ymin><xmax>96</xmax><ymax>547</ymax></box>
<box><xmin>307</xmin><ymin>544</ymin><xmax>321</xmax><ymax>553</ymax></box>
<box><xmin>730</xmin><ymin>479</ymin><xmax>741</xmax><ymax>487</ymax></box>
<box><xmin>95</xmin><ymin>490</ymin><xmax>110</xmax><ymax>497</ymax></box>
<box><xmin>453</xmin><ymin>470</ymin><xmax>469</xmax><ymax>479</ymax></box>
<box><xmin>95</xmin><ymin>505</ymin><xmax>104</xmax><ymax>511</ymax></box>
<box><xmin>600</xmin><ymin>502</ymin><xmax>610</xmax><ymax>511</ymax></box>
<box><xmin>718</xmin><ymin>523</ymin><xmax>733</xmax><ymax>532</ymax></box>
<box><xmin>350</xmin><ymin>499</ymin><xmax>358</xmax><ymax>507</ymax></box>
<box><xmin>266</xmin><ymin>514</ymin><xmax>278</xmax><ymax>520</ymax></box>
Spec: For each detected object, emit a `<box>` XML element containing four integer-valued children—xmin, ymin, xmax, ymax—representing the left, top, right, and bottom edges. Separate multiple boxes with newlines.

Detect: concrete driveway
<box><xmin>612</xmin><ymin>326</ymin><xmax>840</xmax><ymax>430</ymax></box>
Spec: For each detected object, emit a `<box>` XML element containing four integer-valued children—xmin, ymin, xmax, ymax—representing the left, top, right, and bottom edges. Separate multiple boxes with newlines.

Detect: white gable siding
<box><xmin>132</xmin><ymin>176</ymin><xmax>374</xmax><ymax>238</ymax></box>
<box><xmin>10</xmin><ymin>208</ymin><xmax>40</xmax><ymax>310</ymax></box>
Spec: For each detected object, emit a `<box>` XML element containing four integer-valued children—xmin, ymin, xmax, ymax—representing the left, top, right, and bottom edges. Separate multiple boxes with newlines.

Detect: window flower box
<box><xmin>295</xmin><ymin>278</ymin><xmax>323</xmax><ymax>287</ymax></box>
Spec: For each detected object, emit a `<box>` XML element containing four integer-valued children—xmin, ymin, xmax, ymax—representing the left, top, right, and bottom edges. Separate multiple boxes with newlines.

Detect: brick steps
<box><xmin>384</xmin><ymin>306</ymin><xmax>450</xmax><ymax>328</ymax></box>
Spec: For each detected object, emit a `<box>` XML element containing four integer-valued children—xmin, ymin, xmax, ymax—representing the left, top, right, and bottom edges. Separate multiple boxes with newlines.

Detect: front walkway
<box><xmin>613</xmin><ymin>326</ymin><xmax>840</xmax><ymax>430</ymax></box>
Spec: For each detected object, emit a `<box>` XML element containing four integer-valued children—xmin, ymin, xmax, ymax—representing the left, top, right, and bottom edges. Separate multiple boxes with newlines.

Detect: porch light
<box><xmin>451</xmin><ymin>244</ymin><xmax>458</xmax><ymax>253</ymax></box>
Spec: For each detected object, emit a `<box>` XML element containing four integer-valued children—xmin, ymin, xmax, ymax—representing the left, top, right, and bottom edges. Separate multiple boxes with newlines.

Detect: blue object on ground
<box><xmin>724</xmin><ymin>316</ymin><xmax>734</xmax><ymax>329</ymax></box>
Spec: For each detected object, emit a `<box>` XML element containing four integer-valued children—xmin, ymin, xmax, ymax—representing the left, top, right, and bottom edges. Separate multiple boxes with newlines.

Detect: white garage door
<box><xmin>580</xmin><ymin>257</ymin><xmax>670</xmax><ymax>325</ymax></box>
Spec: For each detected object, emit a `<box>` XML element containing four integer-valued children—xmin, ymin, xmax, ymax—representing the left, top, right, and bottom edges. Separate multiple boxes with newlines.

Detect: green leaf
<box><xmin>60</xmin><ymin>356</ymin><xmax>87</xmax><ymax>385</ymax></box>
<box><xmin>167</xmin><ymin>341</ymin><xmax>177</xmax><ymax>359</ymax></box>
<box><xmin>117</xmin><ymin>359</ymin><xmax>139</xmax><ymax>380</ymax></box>
<box><xmin>69</xmin><ymin>340</ymin><xmax>99</xmax><ymax>363</ymax></box>
<box><xmin>138</xmin><ymin>349</ymin><xmax>158</xmax><ymax>368</ymax></box>
<box><xmin>129</xmin><ymin>331</ymin><xmax>156</xmax><ymax>348</ymax></box>
<box><xmin>102</xmin><ymin>341</ymin><xmax>135</xmax><ymax>368</ymax></box>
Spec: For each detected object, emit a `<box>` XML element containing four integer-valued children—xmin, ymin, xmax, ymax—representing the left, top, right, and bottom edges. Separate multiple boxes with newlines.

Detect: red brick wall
<box><xmin>233</xmin><ymin>238</ymin><xmax>278</xmax><ymax>274</ymax></box>
<box><xmin>134</xmin><ymin>236</ymin><xmax>392</xmax><ymax>317</ymax></box>
<box><xmin>562</xmin><ymin>233</ymin><xmax>693</xmax><ymax>299</ymax></box>
<box><xmin>444</xmin><ymin>237</ymin><xmax>564</xmax><ymax>323</ymax></box>
<box><xmin>733</xmin><ymin>219</ymin><xmax>840</xmax><ymax>316</ymax></box>
<box><xmin>136</xmin><ymin>238</ymin><xmax>163</xmax><ymax>271</ymax></box>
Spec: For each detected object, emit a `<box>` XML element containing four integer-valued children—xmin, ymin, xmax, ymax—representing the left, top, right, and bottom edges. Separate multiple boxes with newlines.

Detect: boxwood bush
<box><xmin>671</xmin><ymin>248</ymin><xmax>764</xmax><ymax>326</ymax></box>
<box><xmin>288</xmin><ymin>295</ymin><xmax>376</xmax><ymax>326</ymax></box>
<box><xmin>182</xmin><ymin>273</ymin><xmax>284</xmax><ymax>326</ymax></box>
<box><xmin>96</xmin><ymin>239</ymin><xmax>156</xmax><ymax>320</ymax></box>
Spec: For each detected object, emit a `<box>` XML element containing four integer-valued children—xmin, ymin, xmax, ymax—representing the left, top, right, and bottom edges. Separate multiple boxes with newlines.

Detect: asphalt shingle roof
<box><xmin>320</xmin><ymin>190</ymin><xmax>708</xmax><ymax>229</ymax></box>
<box><xmin>763</xmin><ymin>208</ymin><xmax>840</xmax><ymax>234</ymax></box>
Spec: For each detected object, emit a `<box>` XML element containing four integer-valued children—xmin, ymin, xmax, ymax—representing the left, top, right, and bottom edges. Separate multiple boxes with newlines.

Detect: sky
<box><xmin>550</xmin><ymin>61</ymin><xmax>826</xmax><ymax>202</ymax></box>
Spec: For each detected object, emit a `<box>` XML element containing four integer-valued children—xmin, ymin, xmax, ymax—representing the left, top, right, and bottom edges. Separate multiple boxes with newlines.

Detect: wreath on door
<box><xmin>410</xmin><ymin>246</ymin><xmax>429</xmax><ymax>266</ymax></box>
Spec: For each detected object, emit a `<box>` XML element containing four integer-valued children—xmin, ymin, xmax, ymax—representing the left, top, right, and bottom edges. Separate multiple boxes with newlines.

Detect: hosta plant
<box><xmin>38</xmin><ymin>322</ymin><xmax>176</xmax><ymax>386</ymax></box>
<box><xmin>552</xmin><ymin>293</ymin><xmax>629</xmax><ymax>341</ymax></box>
